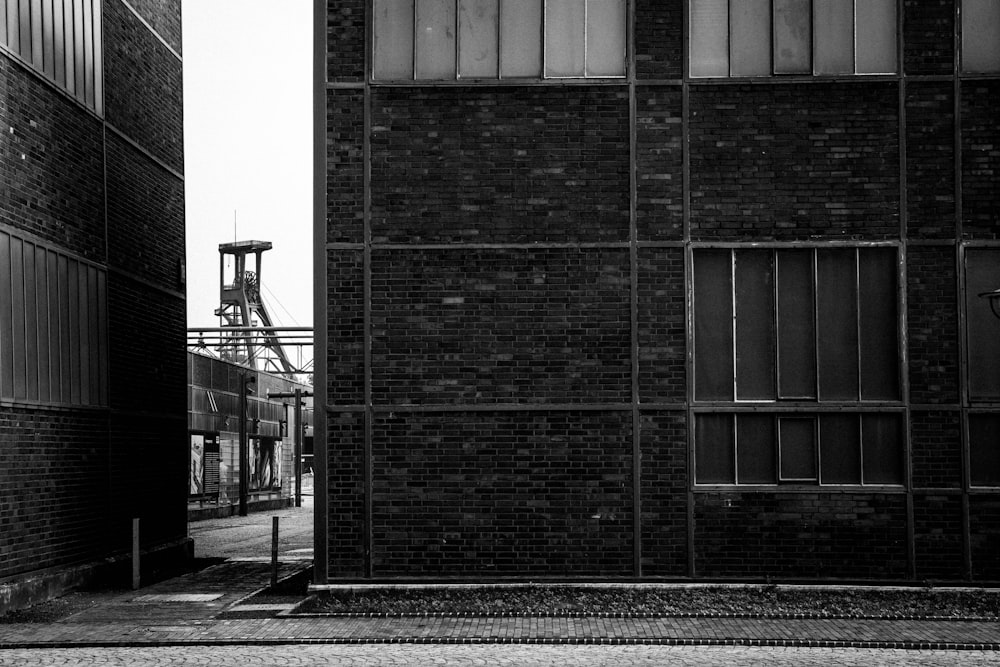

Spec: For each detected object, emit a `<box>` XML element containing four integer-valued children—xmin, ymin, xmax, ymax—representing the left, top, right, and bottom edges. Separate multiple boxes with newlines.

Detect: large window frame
<box><xmin>372</xmin><ymin>0</ymin><xmax>628</xmax><ymax>81</ymax></box>
<box><xmin>0</xmin><ymin>0</ymin><xmax>103</xmax><ymax>114</ymax></box>
<box><xmin>689</xmin><ymin>0</ymin><xmax>898</xmax><ymax>79</ymax></box>
<box><xmin>691</xmin><ymin>244</ymin><xmax>904</xmax><ymax>488</ymax></box>
<box><xmin>961</xmin><ymin>0</ymin><xmax>1000</xmax><ymax>74</ymax></box>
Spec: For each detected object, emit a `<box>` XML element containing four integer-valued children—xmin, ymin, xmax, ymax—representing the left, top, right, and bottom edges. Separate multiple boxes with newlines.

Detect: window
<box><xmin>689</xmin><ymin>0</ymin><xmax>896</xmax><ymax>78</ymax></box>
<box><xmin>693</xmin><ymin>247</ymin><xmax>900</xmax><ymax>402</ymax></box>
<box><xmin>692</xmin><ymin>246</ymin><xmax>902</xmax><ymax>487</ymax></box>
<box><xmin>695</xmin><ymin>412</ymin><xmax>904</xmax><ymax>485</ymax></box>
<box><xmin>970</xmin><ymin>414</ymin><xmax>1000</xmax><ymax>487</ymax></box>
<box><xmin>966</xmin><ymin>248</ymin><xmax>1000</xmax><ymax>401</ymax></box>
<box><xmin>0</xmin><ymin>0</ymin><xmax>103</xmax><ymax>113</ymax></box>
<box><xmin>0</xmin><ymin>230</ymin><xmax>108</xmax><ymax>407</ymax></box>
<box><xmin>373</xmin><ymin>0</ymin><xmax>626</xmax><ymax>80</ymax></box>
<box><xmin>963</xmin><ymin>0</ymin><xmax>1000</xmax><ymax>73</ymax></box>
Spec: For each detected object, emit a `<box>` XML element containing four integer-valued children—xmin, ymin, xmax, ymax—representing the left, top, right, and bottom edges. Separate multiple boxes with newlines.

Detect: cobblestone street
<box><xmin>2</xmin><ymin>644</ymin><xmax>1000</xmax><ymax>666</ymax></box>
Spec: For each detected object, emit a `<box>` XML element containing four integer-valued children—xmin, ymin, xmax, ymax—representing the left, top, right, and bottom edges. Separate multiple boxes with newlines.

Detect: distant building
<box><xmin>187</xmin><ymin>351</ymin><xmax>313</xmax><ymax>519</ymax></box>
<box><xmin>317</xmin><ymin>1</ymin><xmax>1000</xmax><ymax>583</ymax></box>
<box><xmin>1</xmin><ymin>0</ymin><xmax>186</xmax><ymax>610</ymax></box>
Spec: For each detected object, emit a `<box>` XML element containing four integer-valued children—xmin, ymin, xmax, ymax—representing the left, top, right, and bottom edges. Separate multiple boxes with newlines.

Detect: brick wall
<box><xmin>370</xmin><ymin>248</ymin><xmax>631</xmax><ymax>405</ymax></box>
<box><xmin>914</xmin><ymin>494</ymin><xmax>964</xmax><ymax>580</ymax></box>
<box><xmin>961</xmin><ymin>81</ymin><xmax>1000</xmax><ymax>238</ymax></box>
<box><xmin>0</xmin><ymin>407</ymin><xmax>109</xmax><ymax>578</ymax></box>
<box><xmin>371</xmin><ymin>411</ymin><xmax>634</xmax><ymax>577</ymax></box>
<box><xmin>370</xmin><ymin>88</ymin><xmax>630</xmax><ymax>244</ymax></box>
<box><xmin>903</xmin><ymin>0</ymin><xmax>954</xmax><ymax>76</ymax></box>
<box><xmin>640</xmin><ymin>412</ymin><xmax>687</xmax><ymax>576</ymax></box>
<box><xmin>0</xmin><ymin>58</ymin><xmax>105</xmax><ymax>260</ymax></box>
<box><xmin>327</xmin><ymin>0</ymin><xmax>365</xmax><ymax>82</ymax></box>
<box><xmin>905</xmin><ymin>83</ymin><xmax>955</xmax><ymax>239</ymax></box>
<box><xmin>694</xmin><ymin>494</ymin><xmax>909</xmax><ymax>580</ymax></box>
<box><xmin>122</xmin><ymin>0</ymin><xmax>183</xmax><ymax>54</ymax></box>
<box><xmin>689</xmin><ymin>83</ymin><xmax>900</xmax><ymax>241</ymax></box>
<box><xmin>907</xmin><ymin>246</ymin><xmax>959</xmax><ymax>404</ymax></box>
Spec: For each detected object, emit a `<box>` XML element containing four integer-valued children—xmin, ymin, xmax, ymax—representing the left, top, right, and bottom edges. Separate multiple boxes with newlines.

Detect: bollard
<box><xmin>132</xmin><ymin>518</ymin><xmax>141</xmax><ymax>590</ymax></box>
<box><xmin>271</xmin><ymin>516</ymin><xmax>279</xmax><ymax>587</ymax></box>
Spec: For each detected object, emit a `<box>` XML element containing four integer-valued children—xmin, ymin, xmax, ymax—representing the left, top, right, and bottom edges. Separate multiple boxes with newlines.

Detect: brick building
<box><xmin>1</xmin><ymin>0</ymin><xmax>186</xmax><ymax>609</ymax></box>
<box><xmin>317</xmin><ymin>1</ymin><xmax>1000</xmax><ymax>583</ymax></box>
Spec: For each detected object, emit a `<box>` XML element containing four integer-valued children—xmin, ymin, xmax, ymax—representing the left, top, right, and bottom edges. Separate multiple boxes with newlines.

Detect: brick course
<box><xmin>640</xmin><ymin>412</ymin><xmax>688</xmax><ymax>577</ymax></box>
<box><xmin>905</xmin><ymin>82</ymin><xmax>955</xmax><ymax>239</ymax></box>
<box><xmin>689</xmin><ymin>83</ymin><xmax>900</xmax><ymax>241</ymax></box>
<box><xmin>370</xmin><ymin>248</ymin><xmax>631</xmax><ymax>405</ymax></box>
<box><xmin>906</xmin><ymin>246</ymin><xmax>960</xmax><ymax>404</ymax></box>
<box><xmin>961</xmin><ymin>81</ymin><xmax>1000</xmax><ymax>239</ymax></box>
<box><xmin>370</xmin><ymin>87</ymin><xmax>630</xmax><ymax>245</ymax></box>
<box><xmin>371</xmin><ymin>411</ymin><xmax>634</xmax><ymax>577</ymax></box>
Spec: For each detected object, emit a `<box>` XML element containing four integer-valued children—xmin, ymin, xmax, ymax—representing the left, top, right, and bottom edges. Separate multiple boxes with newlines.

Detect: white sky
<box><xmin>182</xmin><ymin>1</ymin><xmax>313</xmax><ymax>330</ymax></box>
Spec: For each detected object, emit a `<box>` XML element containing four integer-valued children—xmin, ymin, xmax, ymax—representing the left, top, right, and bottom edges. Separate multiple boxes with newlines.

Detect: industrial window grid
<box><xmin>691</xmin><ymin>245</ymin><xmax>904</xmax><ymax>487</ymax></box>
<box><xmin>962</xmin><ymin>0</ymin><xmax>1000</xmax><ymax>73</ymax></box>
<box><xmin>0</xmin><ymin>0</ymin><xmax>103</xmax><ymax>113</ymax></box>
<box><xmin>689</xmin><ymin>0</ymin><xmax>898</xmax><ymax>78</ymax></box>
<box><xmin>372</xmin><ymin>0</ymin><xmax>627</xmax><ymax>81</ymax></box>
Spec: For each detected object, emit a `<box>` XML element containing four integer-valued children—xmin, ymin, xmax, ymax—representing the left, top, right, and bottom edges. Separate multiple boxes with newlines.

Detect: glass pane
<box><xmin>861</xmin><ymin>413</ymin><xmax>902</xmax><ymax>484</ymax></box>
<box><xmin>737</xmin><ymin>414</ymin><xmax>776</xmax><ymax>483</ymax></box>
<box><xmin>735</xmin><ymin>250</ymin><xmax>776</xmax><ymax>400</ymax></box>
<box><xmin>963</xmin><ymin>0</ymin><xmax>1000</xmax><ymax>73</ymax></box>
<box><xmin>53</xmin><ymin>0</ymin><xmax>63</xmax><ymax>86</ymax></box>
<box><xmin>0</xmin><ymin>233</ymin><xmax>10</xmax><ymax>399</ymax></box>
<box><xmin>459</xmin><ymin>0</ymin><xmax>498</xmax><ymax>78</ymax></box>
<box><xmin>34</xmin><ymin>248</ymin><xmax>48</xmax><ymax>403</ymax></box>
<box><xmin>64</xmin><ymin>0</ymin><xmax>75</xmax><ymax>94</ymax></box>
<box><xmin>779</xmin><ymin>417</ymin><xmax>817</xmax><ymax>481</ymax></box>
<box><xmin>73</xmin><ymin>0</ymin><xmax>84</xmax><ymax>99</ymax></box>
<box><xmin>500</xmin><ymin>0</ymin><xmax>541</xmax><ymax>77</ymax></box>
<box><xmin>23</xmin><ymin>243</ymin><xmax>37</xmax><ymax>401</ymax></box>
<box><xmin>19</xmin><ymin>0</ymin><xmax>30</xmax><ymax>59</ymax></box>
<box><xmin>696</xmin><ymin>414</ymin><xmax>735</xmax><ymax>484</ymax></box>
<box><xmin>970</xmin><ymin>414</ymin><xmax>1000</xmax><ymax>487</ymax></box>
<box><xmin>819</xmin><ymin>413</ymin><xmax>860</xmax><ymax>483</ymax></box>
<box><xmin>545</xmin><ymin>0</ymin><xmax>585</xmax><ymax>76</ymax></box>
<box><xmin>30</xmin><ymin>0</ymin><xmax>41</xmax><ymax>67</ymax></box>
<box><xmin>586</xmin><ymin>0</ymin><xmax>625</xmax><ymax>76</ymax></box>
<box><xmin>10</xmin><ymin>238</ymin><xmax>25</xmax><ymax>399</ymax></box>
<box><xmin>0</xmin><ymin>0</ymin><xmax>7</xmax><ymax>49</ymax></box>
<box><xmin>91</xmin><ymin>0</ymin><xmax>100</xmax><ymax>115</ymax></box>
<box><xmin>46</xmin><ymin>250</ymin><xmax>61</xmax><ymax>403</ymax></box>
<box><xmin>773</xmin><ymin>0</ymin><xmax>811</xmax><ymax>74</ymax></box>
<box><xmin>416</xmin><ymin>0</ymin><xmax>455</xmax><ymax>79</ymax></box>
<box><xmin>730</xmin><ymin>0</ymin><xmax>771</xmax><ymax>76</ymax></box>
<box><xmin>966</xmin><ymin>248</ymin><xmax>1000</xmax><ymax>400</ymax></box>
<box><xmin>813</xmin><ymin>0</ymin><xmax>853</xmax><ymax>74</ymax></box>
<box><xmin>690</xmin><ymin>0</ymin><xmax>729</xmax><ymax>77</ymax></box>
<box><xmin>694</xmin><ymin>250</ymin><xmax>734</xmax><ymax>401</ymax></box>
<box><xmin>856</xmin><ymin>0</ymin><xmax>896</xmax><ymax>73</ymax></box>
<box><xmin>373</xmin><ymin>0</ymin><xmax>412</xmax><ymax>79</ymax></box>
<box><xmin>41</xmin><ymin>0</ymin><xmax>53</xmax><ymax>76</ymax></box>
<box><xmin>858</xmin><ymin>248</ymin><xmax>899</xmax><ymax>400</ymax></box>
<box><xmin>777</xmin><ymin>250</ymin><xmax>817</xmax><ymax>399</ymax></box>
<box><xmin>817</xmin><ymin>249</ymin><xmax>858</xmax><ymax>400</ymax></box>
<box><xmin>82</xmin><ymin>0</ymin><xmax>92</xmax><ymax>107</ymax></box>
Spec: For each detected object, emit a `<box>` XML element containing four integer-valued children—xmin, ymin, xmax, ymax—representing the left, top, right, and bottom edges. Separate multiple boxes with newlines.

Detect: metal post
<box><xmin>294</xmin><ymin>388</ymin><xmax>303</xmax><ymax>508</ymax></box>
<box><xmin>131</xmin><ymin>518</ymin><xmax>141</xmax><ymax>590</ymax></box>
<box><xmin>271</xmin><ymin>516</ymin><xmax>280</xmax><ymax>587</ymax></box>
<box><xmin>239</xmin><ymin>373</ymin><xmax>255</xmax><ymax>517</ymax></box>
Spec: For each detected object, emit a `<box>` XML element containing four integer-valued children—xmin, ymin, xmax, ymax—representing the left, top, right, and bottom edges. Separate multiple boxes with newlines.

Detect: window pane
<box><xmin>694</xmin><ymin>250</ymin><xmax>734</xmax><ymax>401</ymax></box>
<box><xmin>735</xmin><ymin>250</ymin><xmax>776</xmax><ymax>400</ymax></box>
<box><xmin>690</xmin><ymin>0</ymin><xmax>728</xmax><ymax>77</ymax></box>
<box><xmin>773</xmin><ymin>0</ymin><xmax>811</xmax><ymax>74</ymax></box>
<box><xmin>861</xmin><ymin>413</ymin><xmax>902</xmax><ymax>484</ymax></box>
<box><xmin>737</xmin><ymin>414</ymin><xmax>776</xmax><ymax>483</ymax></box>
<box><xmin>730</xmin><ymin>0</ymin><xmax>771</xmax><ymax>76</ymax></box>
<box><xmin>34</xmin><ymin>247</ymin><xmax>49</xmax><ymax>403</ymax></box>
<box><xmin>967</xmin><ymin>249</ymin><xmax>1000</xmax><ymax>400</ymax></box>
<box><xmin>500</xmin><ymin>0</ymin><xmax>541</xmax><ymax>76</ymax></box>
<box><xmin>23</xmin><ymin>243</ymin><xmax>38</xmax><ymax>401</ymax></box>
<box><xmin>970</xmin><ymin>414</ymin><xmax>1000</xmax><ymax>487</ymax></box>
<box><xmin>73</xmin><ymin>0</ymin><xmax>84</xmax><ymax>99</ymax></box>
<box><xmin>64</xmin><ymin>0</ymin><xmax>75</xmax><ymax>94</ymax></box>
<box><xmin>19</xmin><ymin>0</ymin><xmax>30</xmax><ymax>59</ymax></box>
<box><xmin>545</xmin><ymin>0</ymin><xmax>585</xmax><ymax>76</ymax></box>
<box><xmin>819</xmin><ymin>413</ymin><xmax>860</xmax><ymax>484</ymax></box>
<box><xmin>10</xmin><ymin>238</ymin><xmax>26</xmax><ymax>399</ymax></box>
<box><xmin>777</xmin><ymin>250</ymin><xmax>817</xmax><ymax>399</ymax></box>
<box><xmin>82</xmin><ymin>0</ymin><xmax>92</xmax><ymax>107</ymax></box>
<box><xmin>30</xmin><ymin>0</ymin><xmax>41</xmax><ymax>67</ymax></box>
<box><xmin>416</xmin><ymin>0</ymin><xmax>455</xmax><ymax>79</ymax></box>
<box><xmin>856</xmin><ymin>0</ymin><xmax>896</xmax><ymax>73</ymax></box>
<box><xmin>586</xmin><ymin>0</ymin><xmax>625</xmax><ymax>76</ymax></box>
<box><xmin>696</xmin><ymin>414</ymin><xmax>735</xmax><ymax>483</ymax></box>
<box><xmin>41</xmin><ymin>0</ymin><xmax>53</xmax><ymax>77</ymax></box>
<box><xmin>858</xmin><ymin>248</ymin><xmax>899</xmax><ymax>400</ymax></box>
<box><xmin>963</xmin><ymin>0</ymin><xmax>1000</xmax><ymax>73</ymax></box>
<box><xmin>53</xmin><ymin>0</ymin><xmax>63</xmax><ymax>86</ymax></box>
<box><xmin>0</xmin><ymin>232</ymin><xmax>13</xmax><ymax>399</ymax></box>
<box><xmin>0</xmin><ymin>0</ymin><xmax>7</xmax><ymax>49</ymax></box>
<box><xmin>779</xmin><ymin>417</ymin><xmax>817</xmax><ymax>481</ymax></box>
<box><xmin>817</xmin><ymin>249</ymin><xmax>858</xmax><ymax>400</ymax></box>
<box><xmin>459</xmin><ymin>0</ymin><xmax>498</xmax><ymax>78</ymax></box>
<box><xmin>813</xmin><ymin>0</ymin><xmax>853</xmax><ymax>74</ymax></box>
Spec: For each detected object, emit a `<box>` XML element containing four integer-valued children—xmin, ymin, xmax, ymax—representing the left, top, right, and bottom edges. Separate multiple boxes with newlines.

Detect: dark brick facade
<box><xmin>1</xmin><ymin>0</ymin><xmax>186</xmax><ymax>602</ymax></box>
<box><xmin>321</xmin><ymin>2</ymin><xmax>1000</xmax><ymax>583</ymax></box>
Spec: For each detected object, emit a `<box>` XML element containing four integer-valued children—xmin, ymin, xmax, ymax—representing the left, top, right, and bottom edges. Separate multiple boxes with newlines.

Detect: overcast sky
<box><xmin>183</xmin><ymin>1</ymin><xmax>313</xmax><ymax>332</ymax></box>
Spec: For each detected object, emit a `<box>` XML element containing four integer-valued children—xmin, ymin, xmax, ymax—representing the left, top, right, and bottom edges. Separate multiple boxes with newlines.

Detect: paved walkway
<box><xmin>1</xmin><ymin>503</ymin><xmax>998</xmax><ymax>654</ymax></box>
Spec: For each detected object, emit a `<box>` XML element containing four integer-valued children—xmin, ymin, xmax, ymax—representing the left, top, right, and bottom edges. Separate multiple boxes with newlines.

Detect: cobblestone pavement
<box><xmin>2</xmin><ymin>644</ymin><xmax>1000</xmax><ymax>666</ymax></box>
